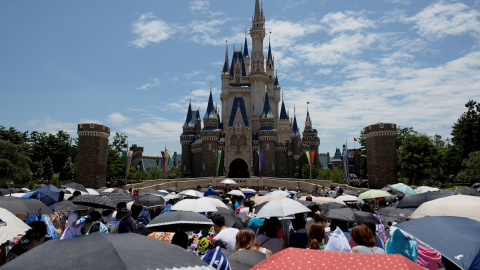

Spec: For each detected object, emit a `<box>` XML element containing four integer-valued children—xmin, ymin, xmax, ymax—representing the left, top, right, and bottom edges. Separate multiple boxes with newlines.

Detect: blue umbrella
<box><xmin>395</xmin><ymin>216</ymin><xmax>480</xmax><ymax>270</ymax></box>
<box><xmin>37</xmin><ymin>185</ymin><xmax>64</xmax><ymax>206</ymax></box>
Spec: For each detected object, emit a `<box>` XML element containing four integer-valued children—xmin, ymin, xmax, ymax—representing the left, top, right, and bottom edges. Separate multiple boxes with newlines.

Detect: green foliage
<box><xmin>146</xmin><ymin>167</ymin><xmax>164</xmax><ymax>180</ymax></box>
<box><xmin>128</xmin><ymin>166</ymin><xmax>147</xmax><ymax>182</ymax></box>
<box><xmin>456</xmin><ymin>151</ymin><xmax>480</xmax><ymax>185</ymax></box>
<box><xmin>111</xmin><ymin>133</ymin><xmax>128</xmax><ymax>153</ymax></box>
<box><xmin>451</xmin><ymin>100</ymin><xmax>480</xmax><ymax>157</ymax></box>
<box><xmin>0</xmin><ymin>140</ymin><xmax>32</xmax><ymax>184</ymax></box>
<box><xmin>106</xmin><ymin>149</ymin><xmax>125</xmax><ymax>185</ymax></box>
<box><xmin>301</xmin><ymin>164</ymin><xmax>318</xmax><ymax>179</ymax></box>
<box><xmin>397</xmin><ymin>133</ymin><xmax>435</xmax><ymax>185</ymax></box>
<box><xmin>60</xmin><ymin>156</ymin><xmax>76</xmax><ymax>181</ymax></box>
<box><xmin>316</xmin><ymin>168</ymin><xmax>345</xmax><ymax>183</ymax></box>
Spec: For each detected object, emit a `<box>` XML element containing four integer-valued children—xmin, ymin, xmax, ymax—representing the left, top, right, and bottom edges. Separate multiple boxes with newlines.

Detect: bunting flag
<box><xmin>310</xmin><ymin>151</ymin><xmax>316</xmax><ymax>170</ymax></box>
<box><xmin>305</xmin><ymin>151</ymin><xmax>311</xmax><ymax>166</ymax></box>
<box><xmin>257</xmin><ymin>150</ymin><xmax>263</xmax><ymax>172</ymax></box>
<box><xmin>216</xmin><ymin>150</ymin><xmax>222</xmax><ymax>176</ymax></box>
<box><xmin>122</xmin><ymin>150</ymin><xmax>133</xmax><ymax>180</ymax></box>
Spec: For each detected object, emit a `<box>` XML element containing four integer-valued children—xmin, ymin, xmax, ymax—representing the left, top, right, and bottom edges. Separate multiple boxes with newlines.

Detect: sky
<box><xmin>1</xmin><ymin>0</ymin><xmax>480</xmax><ymax>157</ymax></box>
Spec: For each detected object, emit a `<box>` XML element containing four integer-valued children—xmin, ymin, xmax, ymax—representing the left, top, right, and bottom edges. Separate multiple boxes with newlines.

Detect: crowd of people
<box><xmin>0</xmin><ymin>184</ymin><xmax>465</xmax><ymax>269</ymax></box>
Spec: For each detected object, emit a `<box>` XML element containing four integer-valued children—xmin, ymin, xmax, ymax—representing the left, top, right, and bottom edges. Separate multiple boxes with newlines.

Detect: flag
<box><xmin>257</xmin><ymin>150</ymin><xmax>263</xmax><ymax>172</ymax></box>
<box><xmin>216</xmin><ymin>150</ymin><xmax>222</xmax><ymax>176</ymax></box>
<box><xmin>122</xmin><ymin>150</ymin><xmax>133</xmax><ymax>180</ymax></box>
<box><xmin>305</xmin><ymin>151</ymin><xmax>311</xmax><ymax>166</ymax></box>
<box><xmin>310</xmin><ymin>151</ymin><xmax>315</xmax><ymax>170</ymax></box>
<box><xmin>354</xmin><ymin>137</ymin><xmax>358</xmax><ymax>142</ymax></box>
<box><xmin>343</xmin><ymin>148</ymin><xmax>350</xmax><ymax>182</ymax></box>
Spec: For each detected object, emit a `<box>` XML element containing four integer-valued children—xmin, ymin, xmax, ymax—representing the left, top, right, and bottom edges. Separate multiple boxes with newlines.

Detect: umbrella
<box><xmin>318</xmin><ymin>202</ymin><xmax>348</xmax><ymax>210</ymax></box>
<box><xmin>255</xmin><ymin>198</ymin><xmax>311</xmax><ymax>218</ymax></box>
<box><xmin>241</xmin><ymin>188</ymin><xmax>256</xmax><ymax>196</ymax></box>
<box><xmin>357</xmin><ymin>189</ymin><xmax>391</xmax><ymax>200</ymax></box>
<box><xmin>376</xmin><ymin>207</ymin><xmax>414</xmax><ymax>219</ymax></box>
<box><xmin>321</xmin><ymin>208</ymin><xmax>379</xmax><ymax>224</ymax></box>
<box><xmin>314</xmin><ymin>197</ymin><xmax>341</xmax><ymax>204</ymax></box>
<box><xmin>389</xmin><ymin>183</ymin><xmax>417</xmax><ymax>196</ymax></box>
<box><xmin>396</xmin><ymin>191</ymin><xmax>450</xmax><ymax>208</ymax></box>
<box><xmin>221</xmin><ymin>249</ymin><xmax>267</xmax><ymax>270</ymax></box>
<box><xmin>72</xmin><ymin>195</ymin><xmax>116</xmax><ymax>209</ymax></box>
<box><xmin>227</xmin><ymin>190</ymin><xmax>245</xmax><ymax>198</ymax></box>
<box><xmin>106</xmin><ymin>194</ymin><xmax>133</xmax><ymax>204</ymax></box>
<box><xmin>49</xmin><ymin>201</ymin><xmax>88</xmax><ymax>214</ymax></box>
<box><xmin>410</xmin><ymin>194</ymin><xmax>480</xmax><ymax>222</ymax></box>
<box><xmin>214</xmin><ymin>207</ymin><xmax>245</xmax><ymax>229</ymax></box>
<box><xmin>85</xmin><ymin>188</ymin><xmax>100</xmax><ymax>196</ymax></box>
<box><xmin>64</xmin><ymin>182</ymin><xmax>88</xmax><ymax>193</ymax></box>
<box><xmin>0</xmin><ymin>188</ymin><xmax>12</xmax><ymax>196</ymax></box>
<box><xmin>0</xmin><ymin>207</ymin><xmax>31</xmax><ymax>243</ymax></box>
<box><xmin>297</xmin><ymin>200</ymin><xmax>316</xmax><ymax>207</ymax></box>
<box><xmin>395</xmin><ymin>216</ymin><xmax>480</xmax><ymax>270</ymax></box>
<box><xmin>36</xmin><ymin>185</ymin><xmax>63</xmax><ymax>206</ymax></box>
<box><xmin>171</xmin><ymin>199</ymin><xmax>217</xmax><ymax>212</ymax></box>
<box><xmin>0</xmin><ymin>197</ymin><xmax>53</xmax><ymax>215</ymax></box>
<box><xmin>164</xmin><ymin>192</ymin><xmax>182</xmax><ymax>201</ymax></box>
<box><xmin>335</xmin><ymin>195</ymin><xmax>358</xmax><ymax>202</ymax></box>
<box><xmin>197</xmin><ymin>197</ymin><xmax>229</xmax><ymax>209</ymax></box>
<box><xmin>252</xmin><ymin>248</ymin><xmax>424</xmax><ymax>270</ymax></box>
<box><xmin>109</xmin><ymin>188</ymin><xmax>126</xmax><ymax>194</ymax></box>
<box><xmin>453</xmin><ymin>187</ymin><xmax>480</xmax><ymax>196</ymax></box>
<box><xmin>135</xmin><ymin>194</ymin><xmax>166</xmax><ymax>207</ymax></box>
<box><xmin>472</xmin><ymin>182</ymin><xmax>480</xmax><ymax>188</ymax></box>
<box><xmin>251</xmin><ymin>194</ymin><xmax>288</xmax><ymax>205</ymax></box>
<box><xmin>206</xmin><ymin>194</ymin><xmax>223</xmax><ymax>200</ymax></box>
<box><xmin>1</xmin><ymin>232</ymin><xmax>211</xmax><ymax>270</ymax></box>
<box><xmin>179</xmin><ymin>189</ymin><xmax>204</xmax><ymax>198</ymax></box>
<box><xmin>265</xmin><ymin>190</ymin><xmax>289</xmax><ymax>197</ymax></box>
<box><xmin>415</xmin><ymin>186</ymin><xmax>440</xmax><ymax>193</ymax></box>
<box><xmin>166</xmin><ymin>186</ymin><xmax>181</xmax><ymax>193</ymax></box>
<box><xmin>140</xmin><ymin>189</ymin><xmax>162</xmax><ymax>195</ymax></box>
<box><xmin>220</xmin><ymin>178</ymin><xmax>237</xmax><ymax>185</ymax></box>
<box><xmin>146</xmin><ymin>211</ymin><xmax>213</xmax><ymax>232</ymax></box>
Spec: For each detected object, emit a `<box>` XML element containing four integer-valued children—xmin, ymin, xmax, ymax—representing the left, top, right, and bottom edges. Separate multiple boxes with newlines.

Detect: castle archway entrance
<box><xmin>228</xmin><ymin>158</ymin><xmax>249</xmax><ymax>178</ymax></box>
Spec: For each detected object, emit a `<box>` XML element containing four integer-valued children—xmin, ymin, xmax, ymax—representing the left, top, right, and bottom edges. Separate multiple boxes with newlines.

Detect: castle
<box><xmin>180</xmin><ymin>0</ymin><xmax>320</xmax><ymax>178</ymax></box>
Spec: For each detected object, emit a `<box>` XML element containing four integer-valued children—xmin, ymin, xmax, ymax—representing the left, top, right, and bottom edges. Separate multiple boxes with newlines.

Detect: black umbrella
<box><xmin>64</xmin><ymin>182</ymin><xmax>88</xmax><ymax>193</ymax></box>
<box><xmin>166</xmin><ymin>186</ymin><xmax>181</xmax><ymax>193</ymax></box>
<box><xmin>322</xmin><ymin>208</ymin><xmax>379</xmax><ymax>224</ymax></box>
<box><xmin>453</xmin><ymin>187</ymin><xmax>480</xmax><ymax>196</ymax></box>
<box><xmin>146</xmin><ymin>211</ymin><xmax>213</xmax><ymax>232</ymax></box>
<box><xmin>396</xmin><ymin>192</ymin><xmax>450</xmax><ymax>208</ymax></box>
<box><xmin>352</xmin><ymin>210</ymin><xmax>380</xmax><ymax>224</ymax></box>
<box><xmin>297</xmin><ymin>200</ymin><xmax>316</xmax><ymax>207</ymax></box>
<box><xmin>135</xmin><ymin>194</ymin><xmax>165</xmax><ymax>207</ymax></box>
<box><xmin>72</xmin><ymin>195</ymin><xmax>116</xmax><ymax>209</ymax></box>
<box><xmin>0</xmin><ymin>189</ymin><xmax>11</xmax><ymax>196</ymax></box>
<box><xmin>4</xmin><ymin>197</ymin><xmax>53</xmax><ymax>215</ymax></box>
<box><xmin>377</xmin><ymin>207</ymin><xmax>414</xmax><ymax>218</ymax></box>
<box><xmin>207</xmin><ymin>195</ymin><xmax>223</xmax><ymax>200</ymax></box>
<box><xmin>106</xmin><ymin>194</ymin><xmax>133</xmax><ymax>204</ymax></box>
<box><xmin>0</xmin><ymin>196</ymin><xmax>29</xmax><ymax>214</ymax></box>
<box><xmin>318</xmin><ymin>202</ymin><xmax>347</xmax><ymax>210</ymax></box>
<box><xmin>49</xmin><ymin>201</ymin><xmax>88</xmax><ymax>214</ymax></box>
<box><xmin>1</xmin><ymin>233</ymin><xmax>210</xmax><ymax>270</ymax></box>
<box><xmin>215</xmin><ymin>207</ymin><xmax>245</xmax><ymax>229</ymax></box>
<box><xmin>472</xmin><ymin>183</ymin><xmax>480</xmax><ymax>188</ymax></box>
<box><xmin>221</xmin><ymin>249</ymin><xmax>267</xmax><ymax>270</ymax></box>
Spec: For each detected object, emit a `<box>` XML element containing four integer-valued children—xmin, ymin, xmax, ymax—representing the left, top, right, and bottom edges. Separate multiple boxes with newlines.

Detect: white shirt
<box><xmin>214</xmin><ymin>228</ymin><xmax>239</xmax><ymax>250</ymax></box>
<box><xmin>67</xmin><ymin>211</ymin><xmax>79</xmax><ymax>228</ymax></box>
<box><xmin>238</xmin><ymin>207</ymin><xmax>250</xmax><ymax>223</ymax></box>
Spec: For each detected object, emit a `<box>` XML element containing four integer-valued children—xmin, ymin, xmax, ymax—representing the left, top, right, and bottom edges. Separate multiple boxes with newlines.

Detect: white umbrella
<box><xmin>410</xmin><ymin>194</ymin><xmax>480</xmax><ymax>222</ymax></box>
<box><xmin>227</xmin><ymin>190</ymin><xmax>245</xmax><ymax>198</ymax></box>
<box><xmin>256</xmin><ymin>199</ymin><xmax>311</xmax><ymax>218</ymax></box>
<box><xmin>197</xmin><ymin>197</ymin><xmax>229</xmax><ymax>209</ymax></box>
<box><xmin>86</xmin><ymin>188</ymin><xmax>100</xmax><ymax>196</ymax></box>
<box><xmin>0</xmin><ymin>207</ymin><xmax>31</xmax><ymax>243</ymax></box>
<box><xmin>335</xmin><ymin>195</ymin><xmax>358</xmax><ymax>202</ymax></box>
<box><xmin>251</xmin><ymin>194</ymin><xmax>288</xmax><ymax>205</ymax></box>
<box><xmin>220</xmin><ymin>179</ymin><xmax>237</xmax><ymax>185</ymax></box>
<box><xmin>265</xmin><ymin>190</ymin><xmax>289</xmax><ymax>197</ymax></box>
<box><xmin>171</xmin><ymin>199</ymin><xmax>217</xmax><ymax>212</ymax></box>
<box><xmin>415</xmin><ymin>186</ymin><xmax>440</xmax><ymax>194</ymax></box>
<box><xmin>179</xmin><ymin>189</ymin><xmax>204</xmax><ymax>198</ymax></box>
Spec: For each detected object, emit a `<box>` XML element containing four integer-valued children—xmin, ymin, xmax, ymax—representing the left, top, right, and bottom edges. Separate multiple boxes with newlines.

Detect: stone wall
<box><xmin>364</xmin><ymin>123</ymin><xmax>397</xmax><ymax>188</ymax></box>
<box><xmin>76</xmin><ymin>123</ymin><xmax>110</xmax><ymax>188</ymax></box>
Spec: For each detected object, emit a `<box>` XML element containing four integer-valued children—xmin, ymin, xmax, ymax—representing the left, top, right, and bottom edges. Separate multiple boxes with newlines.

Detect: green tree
<box><xmin>397</xmin><ymin>133</ymin><xmax>436</xmax><ymax>185</ymax></box>
<box><xmin>456</xmin><ymin>151</ymin><xmax>480</xmax><ymax>185</ymax></box>
<box><xmin>60</xmin><ymin>156</ymin><xmax>76</xmax><ymax>181</ymax></box>
<box><xmin>43</xmin><ymin>156</ymin><xmax>54</xmax><ymax>180</ymax></box>
<box><xmin>451</xmin><ymin>100</ymin><xmax>480</xmax><ymax>157</ymax></box>
<box><xmin>0</xmin><ymin>126</ymin><xmax>29</xmax><ymax>149</ymax></box>
<box><xmin>0</xmin><ymin>140</ymin><xmax>32</xmax><ymax>184</ymax></box>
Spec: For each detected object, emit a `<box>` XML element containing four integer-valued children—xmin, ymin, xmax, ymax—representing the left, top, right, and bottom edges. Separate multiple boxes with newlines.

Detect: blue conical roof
<box><xmin>291</xmin><ymin>115</ymin><xmax>301</xmax><ymax>136</ymax></box>
<box><xmin>280</xmin><ymin>100</ymin><xmax>288</xmax><ymax>120</ymax></box>
<box><xmin>267</xmin><ymin>41</ymin><xmax>273</xmax><ymax>63</ymax></box>
<box><xmin>274</xmin><ymin>74</ymin><xmax>279</xmax><ymax>87</ymax></box>
<box><xmin>243</xmin><ymin>37</ymin><xmax>249</xmax><ymax>57</ymax></box>
<box><xmin>261</xmin><ymin>92</ymin><xmax>274</xmax><ymax>119</ymax></box>
<box><xmin>204</xmin><ymin>91</ymin><xmax>218</xmax><ymax>119</ymax></box>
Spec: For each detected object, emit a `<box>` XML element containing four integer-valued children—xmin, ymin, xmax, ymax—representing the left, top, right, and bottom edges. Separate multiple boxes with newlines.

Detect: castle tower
<box><xmin>258</xmin><ymin>91</ymin><xmax>277</xmax><ymax>176</ymax></box>
<box><xmin>180</xmin><ymin>100</ymin><xmax>197</xmax><ymax>173</ymax></box>
<box><xmin>76</xmin><ymin>123</ymin><xmax>110</xmax><ymax>188</ymax></box>
<box><xmin>200</xmin><ymin>89</ymin><xmax>222</xmax><ymax>176</ymax></box>
<box><xmin>290</xmin><ymin>111</ymin><xmax>302</xmax><ymax>177</ymax></box>
<box><xmin>302</xmin><ymin>106</ymin><xmax>320</xmax><ymax>168</ymax></box>
<box><xmin>364</xmin><ymin>123</ymin><xmax>397</xmax><ymax>188</ymax></box>
<box><xmin>243</xmin><ymin>36</ymin><xmax>250</xmax><ymax>76</ymax></box>
<box><xmin>278</xmin><ymin>94</ymin><xmax>290</xmax><ymax>142</ymax></box>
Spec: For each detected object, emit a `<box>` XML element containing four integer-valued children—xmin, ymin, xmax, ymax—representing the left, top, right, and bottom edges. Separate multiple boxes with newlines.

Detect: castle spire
<box><xmin>274</xmin><ymin>70</ymin><xmax>280</xmax><ymax>87</ymax></box>
<box><xmin>204</xmin><ymin>85</ymin><xmax>217</xmax><ymax>119</ymax></box>
<box><xmin>243</xmin><ymin>35</ymin><xmax>249</xmax><ymax>57</ymax></box>
<box><xmin>290</xmin><ymin>107</ymin><xmax>301</xmax><ymax>136</ymax></box>
<box><xmin>261</xmin><ymin>91</ymin><xmax>274</xmax><ymax>119</ymax></box>
<box><xmin>222</xmin><ymin>41</ymin><xmax>229</xmax><ymax>74</ymax></box>
<box><xmin>305</xmin><ymin>101</ymin><xmax>312</xmax><ymax>129</ymax></box>
<box><xmin>183</xmin><ymin>99</ymin><xmax>193</xmax><ymax>128</ymax></box>
<box><xmin>254</xmin><ymin>0</ymin><xmax>261</xmax><ymax>20</ymax></box>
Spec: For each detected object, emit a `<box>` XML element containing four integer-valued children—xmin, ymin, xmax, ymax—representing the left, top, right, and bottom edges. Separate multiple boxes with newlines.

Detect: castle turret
<box><xmin>302</xmin><ymin>105</ymin><xmax>320</xmax><ymax>169</ymax></box>
<box><xmin>243</xmin><ymin>36</ymin><xmax>250</xmax><ymax>75</ymax></box>
<box><xmin>200</xmin><ymin>88</ymin><xmax>221</xmax><ymax>177</ymax></box>
<box><xmin>258</xmin><ymin>91</ymin><xmax>277</xmax><ymax>176</ymax></box>
<box><xmin>180</xmin><ymin>100</ymin><xmax>198</xmax><ymax>172</ymax></box>
<box><xmin>278</xmin><ymin>95</ymin><xmax>290</xmax><ymax>142</ymax></box>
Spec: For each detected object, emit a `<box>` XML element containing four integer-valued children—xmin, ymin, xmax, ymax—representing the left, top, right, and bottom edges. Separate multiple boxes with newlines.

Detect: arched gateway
<box><xmin>228</xmin><ymin>158</ymin><xmax>249</xmax><ymax>178</ymax></box>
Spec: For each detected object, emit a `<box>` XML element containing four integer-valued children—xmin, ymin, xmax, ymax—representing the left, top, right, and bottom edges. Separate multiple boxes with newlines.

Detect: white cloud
<box><xmin>189</xmin><ymin>0</ymin><xmax>209</xmax><ymax>11</ymax></box>
<box><xmin>187</xmin><ymin>18</ymin><xmax>231</xmax><ymax>45</ymax></box>
<box><xmin>183</xmin><ymin>70</ymin><xmax>204</xmax><ymax>80</ymax></box>
<box><xmin>320</xmin><ymin>11</ymin><xmax>376</xmax><ymax>35</ymax></box>
<box><xmin>405</xmin><ymin>1</ymin><xmax>480</xmax><ymax>39</ymax></box>
<box><xmin>130</xmin><ymin>13</ymin><xmax>175</xmax><ymax>48</ymax></box>
<box><xmin>266</xmin><ymin>19</ymin><xmax>323</xmax><ymax>48</ymax></box>
<box><xmin>107</xmin><ymin>112</ymin><xmax>131</xmax><ymax>126</ymax></box>
<box><xmin>25</xmin><ymin>117</ymin><xmax>77</xmax><ymax>135</ymax></box>
<box><xmin>135</xmin><ymin>77</ymin><xmax>160</xmax><ymax>90</ymax></box>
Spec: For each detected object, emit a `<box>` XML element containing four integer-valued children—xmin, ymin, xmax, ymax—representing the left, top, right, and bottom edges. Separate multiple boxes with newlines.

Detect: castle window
<box><xmin>209</xmin><ymin>144</ymin><xmax>212</xmax><ymax>150</ymax></box>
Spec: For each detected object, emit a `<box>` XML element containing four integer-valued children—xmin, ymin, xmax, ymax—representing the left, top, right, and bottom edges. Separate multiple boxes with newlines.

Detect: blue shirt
<box><xmin>204</xmin><ymin>188</ymin><xmax>217</xmax><ymax>197</ymax></box>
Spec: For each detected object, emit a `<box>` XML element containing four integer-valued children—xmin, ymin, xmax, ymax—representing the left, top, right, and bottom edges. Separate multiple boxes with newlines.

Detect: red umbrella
<box><xmin>252</xmin><ymin>248</ymin><xmax>423</xmax><ymax>270</ymax></box>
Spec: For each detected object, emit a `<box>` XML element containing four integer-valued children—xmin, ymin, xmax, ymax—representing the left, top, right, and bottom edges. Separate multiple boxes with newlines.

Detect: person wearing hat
<box><xmin>204</xmin><ymin>184</ymin><xmax>217</xmax><ymax>197</ymax></box>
